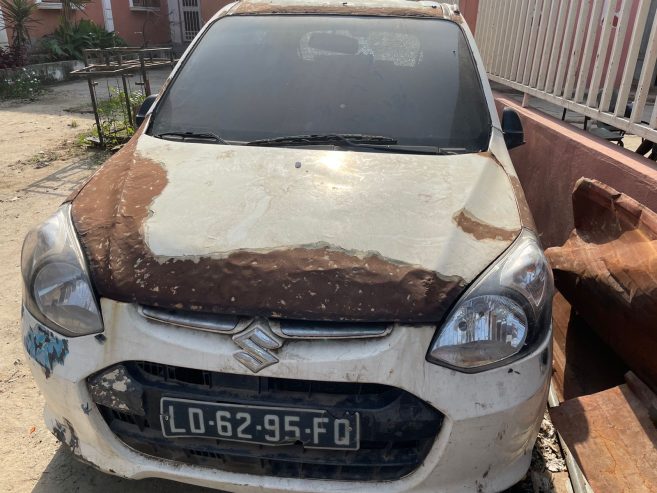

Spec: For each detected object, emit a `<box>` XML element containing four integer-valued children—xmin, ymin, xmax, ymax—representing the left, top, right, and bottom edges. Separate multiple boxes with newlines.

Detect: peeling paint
<box><xmin>70</xmin><ymin>135</ymin><xmax>522</xmax><ymax>322</ymax></box>
<box><xmin>23</xmin><ymin>324</ymin><xmax>69</xmax><ymax>378</ymax></box>
<box><xmin>87</xmin><ymin>365</ymin><xmax>145</xmax><ymax>416</ymax></box>
<box><xmin>52</xmin><ymin>419</ymin><xmax>80</xmax><ymax>454</ymax></box>
<box><xmin>70</xmin><ymin>85</ymin><xmax>521</xmax><ymax>323</ymax></box>
<box><xmin>453</xmin><ymin>208</ymin><xmax>518</xmax><ymax>242</ymax></box>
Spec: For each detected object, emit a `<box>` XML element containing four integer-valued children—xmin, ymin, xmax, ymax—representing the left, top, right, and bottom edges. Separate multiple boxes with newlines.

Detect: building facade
<box><xmin>0</xmin><ymin>0</ymin><xmax>232</xmax><ymax>50</ymax></box>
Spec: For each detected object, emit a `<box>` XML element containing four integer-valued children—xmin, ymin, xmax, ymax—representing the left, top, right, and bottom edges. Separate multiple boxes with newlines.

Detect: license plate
<box><xmin>160</xmin><ymin>397</ymin><xmax>360</xmax><ymax>450</ymax></box>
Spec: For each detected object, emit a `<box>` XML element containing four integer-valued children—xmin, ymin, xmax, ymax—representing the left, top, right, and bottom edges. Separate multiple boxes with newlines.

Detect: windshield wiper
<box><xmin>246</xmin><ymin>134</ymin><xmax>459</xmax><ymax>155</ymax></box>
<box><xmin>155</xmin><ymin>131</ymin><xmax>227</xmax><ymax>144</ymax></box>
<box><xmin>247</xmin><ymin>134</ymin><xmax>397</xmax><ymax>147</ymax></box>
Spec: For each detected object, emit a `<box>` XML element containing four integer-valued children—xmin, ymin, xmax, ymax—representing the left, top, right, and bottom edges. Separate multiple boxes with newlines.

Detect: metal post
<box><xmin>522</xmin><ymin>93</ymin><xmax>530</xmax><ymax>107</ymax></box>
<box><xmin>87</xmin><ymin>78</ymin><xmax>104</xmax><ymax>148</ymax></box>
<box><xmin>139</xmin><ymin>53</ymin><xmax>151</xmax><ymax>96</ymax></box>
<box><xmin>121</xmin><ymin>74</ymin><xmax>133</xmax><ymax>127</ymax></box>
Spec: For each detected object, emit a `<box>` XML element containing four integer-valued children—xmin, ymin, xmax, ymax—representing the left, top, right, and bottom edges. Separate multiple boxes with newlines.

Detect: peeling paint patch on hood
<box><xmin>138</xmin><ymin>135</ymin><xmax>520</xmax><ymax>281</ymax></box>
<box><xmin>70</xmin><ymin>134</ymin><xmax>521</xmax><ymax>322</ymax></box>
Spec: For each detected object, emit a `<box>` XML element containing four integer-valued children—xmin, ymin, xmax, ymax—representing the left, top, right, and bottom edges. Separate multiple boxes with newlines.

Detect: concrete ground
<box><xmin>1</xmin><ymin>72</ymin><xmax>562</xmax><ymax>493</ymax></box>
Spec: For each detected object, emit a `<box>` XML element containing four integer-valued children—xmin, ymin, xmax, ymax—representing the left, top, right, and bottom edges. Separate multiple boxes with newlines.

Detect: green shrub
<box><xmin>79</xmin><ymin>87</ymin><xmax>145</xmax><ymax>147</ymax></box>
<box><xmin>0</xmin><ymin>67</ymin><xmax>44</xmax><ymax>100</ymax></box>
<box><xmin>40</xmin><ymin>20</ymin><xmax>127</xmax><ymax>61</ymax></box>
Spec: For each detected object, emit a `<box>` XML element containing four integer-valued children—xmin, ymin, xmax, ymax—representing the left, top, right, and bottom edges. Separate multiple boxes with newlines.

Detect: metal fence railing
<box><xmin>475</xmin><ymin>0</ymin><xmax>657</xmax><ymax>143</ymax></box>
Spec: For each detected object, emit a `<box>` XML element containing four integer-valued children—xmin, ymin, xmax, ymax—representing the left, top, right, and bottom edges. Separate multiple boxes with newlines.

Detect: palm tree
<box><xmin>0</xmin><ymin>0</ymin><xmax>39</xmax><ymax>58</ymax></box>
<box><xmin>61</xmin><ymin>0</ymin><xmax>90</xmax><ymax>29</ymax></box>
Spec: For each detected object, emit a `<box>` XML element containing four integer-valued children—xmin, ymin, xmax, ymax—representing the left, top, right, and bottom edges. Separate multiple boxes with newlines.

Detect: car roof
<box><xmin>222</xmin><ymin>0</ymin><xmax>463</xmax><ymax>22</ymax></box>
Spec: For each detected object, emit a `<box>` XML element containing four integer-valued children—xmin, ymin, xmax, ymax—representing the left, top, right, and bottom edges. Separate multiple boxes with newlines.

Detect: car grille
<box><xmin>91</xmin><ymin>361</ymin><xmax>444</xmax><ymax>481</ymax></box>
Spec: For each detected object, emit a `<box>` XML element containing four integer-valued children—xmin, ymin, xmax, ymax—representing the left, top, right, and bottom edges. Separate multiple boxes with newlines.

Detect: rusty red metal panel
<box><xmin>546</xmin><ymin>178</ymin><xmax>657</xmax><ymax>393</ymax></box>
<box><xmin>550</xmin><ymin>384</ymin><xmax>657</xmax><ymax>493</ymax></box>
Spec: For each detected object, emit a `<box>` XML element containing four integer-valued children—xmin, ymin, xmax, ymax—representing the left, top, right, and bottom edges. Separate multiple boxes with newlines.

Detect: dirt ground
<box><xmin>0</xmin><ymin>72</ymin><xmax>217</xmax><ymax>493</ymax></box>
<box><xmin>0</xmin><ymin>74</ymin><xmax>567</xmax><ymax>493</ymax></box>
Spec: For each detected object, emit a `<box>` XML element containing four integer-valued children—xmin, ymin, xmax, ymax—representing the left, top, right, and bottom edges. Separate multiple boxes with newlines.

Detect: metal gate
<box><xmin>475</xmin><ymin>0</ymin><xmax>657</xmax><ymax>144</ymax></box>
<box><xmin>180</xmin><ymin>0</ymin><xmax>202</xmax><ymax>43</ymax></box>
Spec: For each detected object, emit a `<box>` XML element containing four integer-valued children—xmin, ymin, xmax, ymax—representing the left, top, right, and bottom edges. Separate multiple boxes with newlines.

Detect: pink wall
<box><xmin>110</xmin><ymin>0</ymin><xmax>171</xmax><ymax>46</ymax></box>
<box><xmin>1</xmin><ymin>0</ymin><xmax>171</xmax><ymax>50</ymax></box>
<box><xmin>458</xmin><ymin>0</ymin><xmax>479</xmax><ymax>32</ymax></box>
<box><xmin>5</xmin><ymin>3</ymin><xmax>106</xmax><ymax>44</ymax></box>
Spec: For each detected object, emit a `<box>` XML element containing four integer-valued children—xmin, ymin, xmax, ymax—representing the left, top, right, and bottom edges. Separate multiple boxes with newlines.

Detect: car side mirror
<box><xmin>135</xmin><ymin>94</ymin><xmax>157</xmax><ymax>127</ymax></box>
<box><xmin>502</xmin><ymin>107</ymin><xmax>525</xmax><ymax>150</ymax></box>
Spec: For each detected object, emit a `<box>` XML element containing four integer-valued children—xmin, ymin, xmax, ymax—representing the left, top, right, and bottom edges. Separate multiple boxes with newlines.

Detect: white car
<box><xmin>21</xmin><ymin>1</ymin><xmax>553</xmax><ymax>492</ymax></box>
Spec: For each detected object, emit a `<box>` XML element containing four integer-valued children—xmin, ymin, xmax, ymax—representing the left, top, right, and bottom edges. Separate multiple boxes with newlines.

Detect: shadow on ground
<box><xmin>32</xmin><ymin>445</ymin><xmax>219</xmax><ymax>493</ymax></box>
<box><xmin>22</xmin><ymin>150</ymin><xmax>109</xmax><ymax>198</ymax></box>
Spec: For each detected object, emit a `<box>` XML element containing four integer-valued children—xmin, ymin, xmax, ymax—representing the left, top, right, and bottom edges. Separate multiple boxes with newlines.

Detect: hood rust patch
<box><xmin>70</xmin><ymin>137</ymin><xmax>466</xmax><ymax>322</ymax></box>
<box><xmin>453</xmin><ymin>208</ymin><xmax>518</xmax><ymax>242</ymax></box>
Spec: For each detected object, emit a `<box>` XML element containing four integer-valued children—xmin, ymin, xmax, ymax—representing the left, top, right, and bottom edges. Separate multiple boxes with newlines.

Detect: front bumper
<box><xmin>23</xmin><ymin>299</ymin><xmax>551</xmax><ymax>493</ymax></box>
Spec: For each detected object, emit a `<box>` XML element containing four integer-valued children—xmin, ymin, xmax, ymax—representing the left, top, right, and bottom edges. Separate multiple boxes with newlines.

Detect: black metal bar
<box><xmin>139</xmin><ymin>53</ymin><xmax>151</xmax><ymax>96</ymax></box>
<box><xmin>121</xmin><ymin>74</ymin><xmax>133</xmax><ymax>127</ymax></box>
<box><xmin>87</xmin><ymin>79</ymin><xmax>104</xmax><ymax>148</ymax></box>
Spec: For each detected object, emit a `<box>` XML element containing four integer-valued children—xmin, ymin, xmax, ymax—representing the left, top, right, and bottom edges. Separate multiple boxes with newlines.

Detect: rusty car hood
<box><xmin>70</xmin><ymin>134</ymin><xmax>522</xmax><ymax>322</ymax></box>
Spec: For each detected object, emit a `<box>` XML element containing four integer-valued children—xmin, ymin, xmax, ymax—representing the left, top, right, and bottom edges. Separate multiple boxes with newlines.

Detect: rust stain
<box><xmin>546</xmin><ymin>178</ymin><xmax>657</xmax><ymax>392</ymax></box>
<box><xmin>70</xmin><ymin>140</ymin><xmax>465</xmax><ymax>322</ymax></box>
<box><xmin>507</xmin><ymin>174</ymin><xmax>537</xmax><ymax>231</ymax></box>
<box><xmin>230</xmin><ymin>1</ymin><xmax>455</xmax><ymax>20</ymax></box>
<box><xmin>453</xmin><ymin>208</ymin><xmax>518</xmax><ymax>242</ymax></box>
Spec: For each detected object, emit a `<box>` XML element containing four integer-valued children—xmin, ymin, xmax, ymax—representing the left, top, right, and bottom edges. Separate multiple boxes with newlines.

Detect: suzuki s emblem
<box><xmin>232</xmin><ymin>319</ymin><xmax>283</xmax><ymax>373</ymax></box>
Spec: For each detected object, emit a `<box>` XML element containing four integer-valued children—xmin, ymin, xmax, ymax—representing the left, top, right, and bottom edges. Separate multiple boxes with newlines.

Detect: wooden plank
<box><xmin>550</xmin><ymin>384</ymin><xmax>657</xmax><ymax>493</ymax></box>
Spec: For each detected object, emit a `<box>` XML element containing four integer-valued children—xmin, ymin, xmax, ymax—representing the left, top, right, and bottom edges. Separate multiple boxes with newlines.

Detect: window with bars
<box><xmin>130</xmin><ymin>0</ymin><xmax>161</xmax><ymax>11</ymax></box>
<box><xmin>181</xmin><ymin>0</ymin><xmax>202</xmax><ymax>42</ymax></box>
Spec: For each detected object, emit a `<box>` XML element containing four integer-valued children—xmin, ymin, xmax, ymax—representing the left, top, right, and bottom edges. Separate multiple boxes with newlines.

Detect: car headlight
<box><xmin>21</xmin><ymin>204</ymin><xmax>103</xmax><ymax>336</ymax></box>
<box><xmin>427</xmin><ymin>230</ymin><xmax>553</xmax><ymax>372</ymax></box>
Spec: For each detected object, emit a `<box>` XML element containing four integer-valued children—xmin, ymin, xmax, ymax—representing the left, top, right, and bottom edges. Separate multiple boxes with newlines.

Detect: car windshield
<box><xmin>150</xmin><ymin>15</ymin><xmax>491</xmax><ymax>152</ymax></box>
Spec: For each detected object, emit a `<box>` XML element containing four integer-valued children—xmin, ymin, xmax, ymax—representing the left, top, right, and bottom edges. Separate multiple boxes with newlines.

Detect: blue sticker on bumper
<box><xmin>24</xmin><ymin>324</ymin><xmax>69</xmax><ymax>378</ymax></box>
